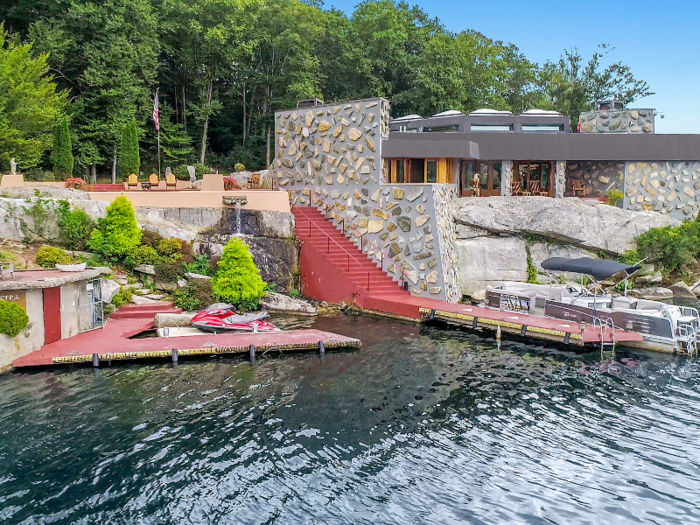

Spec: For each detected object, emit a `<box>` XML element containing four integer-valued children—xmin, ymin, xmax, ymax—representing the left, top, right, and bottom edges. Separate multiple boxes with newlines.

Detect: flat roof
<box><xmin>0</xmin><ymin>267</ymin><xmax>110</xmax><ymax>291</ymax></box>
<box><xmin>383</xmin><ymin>132</ymin><xmax>700</xmax><ymax>161</ymax></box>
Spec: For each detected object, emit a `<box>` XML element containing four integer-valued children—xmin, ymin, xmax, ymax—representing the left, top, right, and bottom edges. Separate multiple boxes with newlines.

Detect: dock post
<box><xmin>319</xmin><ymin>341</ymin><xmax>325</xmax><ymax>357</ymax></box>
<box><xmin>172</xmin><ymin>349</ymin><xmax>179</xmax><ymax>363</ymax></box>
<box><xmin>92</xmin><ymin>353</ymin><xmax>99</xmax><ymax>367</ymax></box>
<box><xmin>496</xmin><ymin>325</ymin><xmax>501</xmax><ymax>341</ymax></box>
<box><xmin>249</xmin><ymin>345</ymin><xmax>256</xmax><ymax>364</ymax></box>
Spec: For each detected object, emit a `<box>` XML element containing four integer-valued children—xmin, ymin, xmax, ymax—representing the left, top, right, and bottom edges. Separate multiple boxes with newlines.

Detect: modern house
<box><xmin>274</xmin><ymin>97</ymin><xmax>700</xmax><ymax>305</ymax></box>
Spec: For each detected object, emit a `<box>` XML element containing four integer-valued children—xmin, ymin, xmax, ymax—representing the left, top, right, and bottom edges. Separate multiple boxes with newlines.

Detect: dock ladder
<box><xmin>593</xmin><ymin>316</ymin><xmax>616</xmax><ymax>356</ymax></box>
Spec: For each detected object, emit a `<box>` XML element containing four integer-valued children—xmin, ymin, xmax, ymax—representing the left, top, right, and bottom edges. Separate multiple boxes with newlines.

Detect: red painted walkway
<box><xmin>14</xmin><ymin>303</ymin><xmax>360</xmax><ymax>368</ymax></box>
<box><xmin>292</xmin><ymin>205</ymin><xmax>642</xmax><ymax>347</ymax></box>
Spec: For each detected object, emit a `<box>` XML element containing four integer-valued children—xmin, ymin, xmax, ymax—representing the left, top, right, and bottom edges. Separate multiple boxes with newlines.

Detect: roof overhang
<box><xmin>382</xmin><ymin>137</ymin><xmax>480</xmax><ymax>159</ymax></box>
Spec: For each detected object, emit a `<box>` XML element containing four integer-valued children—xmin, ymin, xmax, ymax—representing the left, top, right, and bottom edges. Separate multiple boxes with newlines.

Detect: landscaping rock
<box><xmin>154</xmin><ymin>280</ymin><xmax>178</xmax><ymax>292</ymax></box>
<box><xmin>636</xmin><ymin>272</ymin><xmax>662</xmax><ymax>284</ymax></box>
<box><xmin>669</xmin><ymin>281</ymin><xmax>696</xmax><ymax>299</ymax></box>
<box><xmin>261</xmin><ymin>291</ymin><xmax>317</xmax><ymax>316</ymax></box>
<box><xmin>145</xmin><ymin>294</ymin><xmax>165</xmax><ymax>301</ymax></box>
<box><xmin>133</xmin><ymin>264</ymin><xmax>155</xmax><ymax>275</ymax></box>
<box><xmin>130</xmin><ymin>295</ymin><xmax>163</xmax><ymax>305</ymax></box>
<box><xmin>452</xmin><ymin>196</ymin><xmax>679</xmax><ymax>254</ymax></box>
<box><xmin>101</xmin><ymin>279</ymin><xmax>121</xmax><ymax>304</ymax></box>
<box><xmin>154</xmin><ymin>312</ymin><xmax>196</xmax><ymax>328</ymax></box>
<box><xmin>185</xmin><ymin>272</ymin><xmax>211</xmax><ymax>280</ymax></box>
<box><xmin>471</xmin><ymin>289</ymin><xmax>486</xmax><ymax>302</ymax></box>
<box><xmin>630</xmin><ymin>287</ymin><xmax>674</xmax><ymax>300</ymax></box>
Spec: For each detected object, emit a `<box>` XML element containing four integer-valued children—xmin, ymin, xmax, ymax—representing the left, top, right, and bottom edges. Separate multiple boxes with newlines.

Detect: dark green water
<box><xmin>1</xmin><ymin>314</ymin><xmax>699</xmax><ymax>524</ymax></box>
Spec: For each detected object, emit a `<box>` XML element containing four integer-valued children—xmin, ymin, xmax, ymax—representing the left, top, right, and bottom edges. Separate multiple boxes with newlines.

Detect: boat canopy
<box><xmin>541</xmin><ymin>257</ymin><xmax>640</xmax><ymax>281</ymax></box>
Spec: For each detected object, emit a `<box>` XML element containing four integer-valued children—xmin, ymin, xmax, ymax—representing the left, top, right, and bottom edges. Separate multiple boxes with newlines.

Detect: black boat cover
<box><xmin>541</xmin><ymin>257</ymin><xmax>640</xmax><ymax>281</ymax></box>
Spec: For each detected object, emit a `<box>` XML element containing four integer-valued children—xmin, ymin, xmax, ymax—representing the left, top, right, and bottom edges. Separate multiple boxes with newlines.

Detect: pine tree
<box><xmin>118</xmin><ymin>120</ymin><xmax>140</xmax><ymax>180</ymax></box>
<box><xmin>50</xmin><ymin>117</ymin><xmax>74</xmax><ymax>178</ymax></box>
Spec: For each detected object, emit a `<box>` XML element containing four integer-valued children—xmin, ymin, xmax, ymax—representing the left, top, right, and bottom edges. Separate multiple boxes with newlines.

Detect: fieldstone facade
<box><xmin>274</xmin><ymin>98</ymin><xmax>461</xmax><ymax>302</ymax></box>
<box><xmin>622</xmin><ymin>161</ymin><xmax>700</xmax><ymax>219</ymax></box>
<box><xmin>501</xmin><ymin>161</ymin><xmax>513</xmax><ymax>196</ymax></box>
<box><xmin>578</xmin><ymin>109</ymin><xmax>655</xmax><ymax>134</ymax></box>
<box><xmin>566</xmin><ymin>161</ymin><xmax>624</xmax><ymax>198</ymax></box>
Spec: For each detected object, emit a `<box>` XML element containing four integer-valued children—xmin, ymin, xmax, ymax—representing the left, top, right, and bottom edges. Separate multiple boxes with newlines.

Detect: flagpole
<box><xmin>156</xmin><ymin>89</ymin><xmax>162</xmax><ymax>177</ymax></box>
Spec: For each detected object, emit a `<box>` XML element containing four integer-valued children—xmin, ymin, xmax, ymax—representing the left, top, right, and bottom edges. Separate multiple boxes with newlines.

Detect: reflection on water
<box><xmin>0</xmin><ymin>314</ymin><xmax>699</xmax><ymax>524</ymax></box>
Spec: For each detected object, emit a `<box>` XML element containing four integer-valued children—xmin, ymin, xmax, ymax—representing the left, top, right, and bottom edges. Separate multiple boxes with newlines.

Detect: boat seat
<box><xmin>613</xmin><ymin>297</ymin><xmax>637</xmax><ymax>309</ymax></box>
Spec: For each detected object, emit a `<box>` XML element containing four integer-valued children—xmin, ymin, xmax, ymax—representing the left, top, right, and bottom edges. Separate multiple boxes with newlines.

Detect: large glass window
<box><xmin>396</xmin><ymin>160</ymin><xmax>405</xmax><ymax>183</ymax></box>
<box><xmin>410</xmin><ymin>158</ymin><xmax>425</xmax><ymax>183</ymax></box>
<box><xmin>426</xmin><ymin>160</ymin><xmax>438</xmax><ymax>183</ymax></box>
<box><xmin>492</xmin><ymin>163</ymin><xmax>502</xmax><ymax>192</ymax></box>
<box><xmin>479</xmin><ymin>163</ymin><xmax>489</xmax><ymax>190</ymax></box>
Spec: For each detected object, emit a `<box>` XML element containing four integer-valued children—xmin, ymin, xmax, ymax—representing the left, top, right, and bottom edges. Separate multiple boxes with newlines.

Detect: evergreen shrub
<box><xmin>174</xmin><ymin>279</ymin><xmax>213</xmax><ymax>311</ymax></box>
<box><xmin>234</xmin><ymin>163</ymin><xmax>245</xmax><ymax>172</ymax></box>
<box><xmin>0</xmin><ymin>300</ymin><xmax>29</xmax><ymax>338</ymax></box>
<box><xmin>141</xmin><ymin>230</ymin><xmax>164</xmax><ymax>248</ymax></box>
<box><xmin>88</xmin><ymin>196</ymin><xmax>142</xmax><ymax>261</ymax></box>
<box><xmin>157</xmin><ymin>238</ymin><xmax>182</xmax><ymax>257</ymax></box>
<box><xmin>212</xmin><ymin>238</ymin><xmax>265</xmax><ymax>311</ymax></box>
<box><xmin>51</xmin><ymin>117</ymin><xmax>74</xmax><ymax>178</ymax></box>
<box><xmin>35</xmin><ymin>245</ymin><xmax>70</xmax><ymax>268</ymax></box>
<box><xmin>155</xmin><ymin>260</ymin><xmax>184</xmax><ymax>282</ymax></box>
<box><xmin>124</xmin><ymin>245</ymin><xmax>159</xmax><ymax>269</ymax></box>
<box><xmin>118</xmin><ymin>120</ymin><xmax>140</xmax><ymax>180</ymax></box>
<box><xmin>57</xmin><ymin>201</ymin><xmax>95</xmax><ymax>251</ymax></box>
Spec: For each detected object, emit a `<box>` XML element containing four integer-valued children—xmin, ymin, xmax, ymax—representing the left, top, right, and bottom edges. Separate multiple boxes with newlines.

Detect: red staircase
<box><xmin>110</xmin><ymin>302</ymin><xmax>182</xmax><ymax>320</ymax></box>
<box><xmin>292</xmin><ymin>206</ymin><xmax>411</xmax><ymax>310</ymax></box>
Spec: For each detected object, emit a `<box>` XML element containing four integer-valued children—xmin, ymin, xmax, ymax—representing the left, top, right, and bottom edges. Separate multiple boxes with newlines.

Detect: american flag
<box><xmin>153</xmin><ymin>92</ymin><xmax>160</xmax><ymax>131</ymax></box>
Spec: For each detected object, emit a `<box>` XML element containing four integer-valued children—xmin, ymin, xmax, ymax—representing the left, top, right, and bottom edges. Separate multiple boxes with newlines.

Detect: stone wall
<box><xmin>566</xmin><ymin>161</ymin><xmax>624</xmax><ymax>198</ymax></box>
<box><xmin>0</xmin><ymin>289</ymin><xmax>43</xmax><ymax>372</ymax></box>
<box><xmin>274</xmin><ymin>98</ymin><xmax>461</xmax><ymax>302</ymax></box>
<box><xmin>578</xmin><ymin>109</ymin><xmax>655</xmax><ymax>134</ymax></box>
<box><xmin>501</xmin><ymin>161</ymin><xmax>513</xmax><ymax>196</ymax></box>
<box><xmin>622</xmin><ymin>161</ymin><xmax>700</xmax><ymax>220</ymax></box>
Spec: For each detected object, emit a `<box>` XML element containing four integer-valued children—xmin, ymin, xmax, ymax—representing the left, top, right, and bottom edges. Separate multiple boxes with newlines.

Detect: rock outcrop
<box><xmin>452</xmin><ymin>196</ymin><xmax>678</xmax><ymax>254</ymax></box>
<box><xmin>261</xmin><ymin>291</ymin><xmax>317</xmax><ymax>316</ymax></box>
<box><xmin>454</xmin><ymin>237</ymin><xmax>528</xmax><ymax>295</ymax></box>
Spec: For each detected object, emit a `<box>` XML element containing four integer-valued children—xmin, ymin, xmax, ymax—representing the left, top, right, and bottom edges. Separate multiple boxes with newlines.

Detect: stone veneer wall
<box><xmin>273</xmin><ymin>98</ymin><xmax>461</xmax><ymax>302</ymax></box>
<box><xmin>578</xmin><ymin>109</ymin><xmax>654</xmax><ymax>134</ymax></box>
<box><xmin>566</xmin><ymin>161</ymin><xmax>624</xmax><ymax>197</ymax></box>
<box><xmin>555</xmin><ymin>161</ymin><xmax>567</xmax><ymax>198</ymax></box>
<box><xmin>622</xmin><ymin>161</ymin><xmax>700</xmax><ymax>219</ymax></box>
<box><xmin>501</xmin><ymin>161</ymin><xmax>513</xmax><ymax>196</ymax></box>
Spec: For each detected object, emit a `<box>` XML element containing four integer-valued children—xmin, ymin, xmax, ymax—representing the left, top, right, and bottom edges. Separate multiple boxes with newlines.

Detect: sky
<box><xmin>327</xmin><ymin>0</ymin><xmax>700</xmax><ymax>134</ymax></box>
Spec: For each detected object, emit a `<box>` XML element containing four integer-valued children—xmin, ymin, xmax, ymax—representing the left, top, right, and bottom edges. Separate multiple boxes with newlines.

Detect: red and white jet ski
<box><xmin>190</xmin><ymin>304</ymin><xmax>278</xmax><ymax>334</ymax></box>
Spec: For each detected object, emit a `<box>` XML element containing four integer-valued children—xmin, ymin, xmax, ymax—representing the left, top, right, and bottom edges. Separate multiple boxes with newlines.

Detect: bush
<box><xmin>88</xmin><ymin>196</ymin><xmax>142</xmax><ymax>261</ymax></box>
<box><xmin>66</xmin><ymin>177</ymin><xmax>87</xmax><ymax>191</ymax></box>
<box><xmin>173</xmin><ymin>164</ymin><xmax>210</xmax><ymax>181</ymax></box>
<box><xmin>57</xmin><ymin>201</ymin><xmax>95</xmax><ymax>251</ymax></box>
<box><xmin>212</xmin><ymin>238</ymin><xmax>265</xmax><ymax>311</ymax></box>
<box><xmin>606</xmin><ymin>189</ymin><xmax>624</xmax><ymax>206</ymax></box>
<box><xmin>24</xmin><ymin>168</ymin><xmax>56</xmax><ymax>182</ymax></box>
<box><xmin>141</xmin><ymin>230</ymin><xmax>164</xmax><ymax>248</ymax></box>
<box><xmin>35</xmin><ymin>245</ymin><xmax>71</xmax><ymax>268</ymax></box>
<box><xmin>174</xmin><ymin>279</ymin><xmax>213</xmax><ymax>311</ymax></box>
<box><xmin>124</xmin><ymin>245</ymin><xmax>160</xmax><ymax>269</ymax></box>
<box><xmin>155</xmin><ymin>260</ymin><xmax>184</xmax><ymax>282</ymax></box>
<box><xmin>118</xmin><ymin>120</ymin><xmax>140</xmax><ymax>180</ymax></box>
<box><xmin>526</xmin><ymin>257</ymin><xmax>538</xmax><ymax>284</ymax></box>
<box><xmin>184</xmin><ymin>253</ymin><xmax>214</xmax><ymax>276</ymax></box>
<box><xmin>51</xmin><ymin>117</ymin><xmax>74</xmax><ymax>179</ymax></box>
<box><xmin>234</xmin><ymin>163</ymin><xmax>245</xmax><ymax>172</ymax></box>
<box><xmin>635</xmin><ymin>221</ymin><xmax>700</xmax><ymax>273</ymax></box>
<box><xmin>0</xmin><ymin>300</ymin><xmax>29</xmax><ymax>338</ymax></box>
<box><xmin>157</xmin><ymin>238</ymin><xmax>182</xmax><ymax>257</ymax></box>
<box><xmin>111</xmin><ymin>287</ymin><xmax>133</xmax><ymax>308</ymax></box>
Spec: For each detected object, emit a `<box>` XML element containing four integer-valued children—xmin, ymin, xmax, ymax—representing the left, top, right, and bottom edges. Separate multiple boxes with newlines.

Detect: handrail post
<box><xmin>367</xmin><ymin>271</ymin><xmax>370</xmax><ymax>291</ymax></box>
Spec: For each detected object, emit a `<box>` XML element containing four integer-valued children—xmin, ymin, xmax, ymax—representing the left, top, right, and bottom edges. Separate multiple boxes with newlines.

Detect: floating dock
<box><xmin>13</xmin><ymin>313</ymin><xmax>360</xmax><ymax>369</ymax></box>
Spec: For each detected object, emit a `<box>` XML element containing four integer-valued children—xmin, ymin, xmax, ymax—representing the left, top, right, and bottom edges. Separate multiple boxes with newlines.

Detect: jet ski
<box><xmin>190</xmin><ymin>303</ymin><xmax>278</xmax><ymax>334</ymax></box>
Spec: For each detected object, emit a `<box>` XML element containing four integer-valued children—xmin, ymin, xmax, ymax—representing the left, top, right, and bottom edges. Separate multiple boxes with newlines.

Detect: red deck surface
<box><xmin>13</xmin><ymin>317</ymin><xmax>360</xmax><ymax>368</ymax></box>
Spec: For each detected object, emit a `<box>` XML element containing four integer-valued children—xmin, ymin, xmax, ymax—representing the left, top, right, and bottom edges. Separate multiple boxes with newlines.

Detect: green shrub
<box><xmin>173</xmin><ymin>164</ymin><xmax>210</xmax><ymax>181</ymax></box>
<box><xmin>526</xmin><ymin>256</ymin><xmax>538</xmax><ymax>284</ymax></box>
<box><xmin>174</xmin><ymin>279</ymin><xmax>213</xmax><ymax>311</ymax></box>
<box><xmin>111</xmin><ymin>287</ymin><xmax>133</xmax><ymax>308</ymax></box>
<box><xmin>35</xmin><ymin>245</ymin><xmax>71</xmax><ymax>268</ymax></box>
<box><xmin>606</xmin><ymin>189</ymin><xmax>624</xmax><ymax>207</ymax></box>
<box><xmin>157</xmin><ymin>238</ymin><xmax>182</xmax><ymax>257</ymax></box>
<box><xmin>181</xmin><ymin>241</ymin><xmax>195</xmax><ymax>264</ymax></box>
<box><xmin>617</xmin><ymin>250</ymin><xmax>640</xmax><ymax>265</ymax></box>
<box><xmin>234</xmin><ymin>163</ymin><xmax>245</xmax><ymax>172</ymax></box>
<box><xmin>88</xmin><ymin>196</ymin><xmax>142</xmax><ymax>261</ymax></box>
<box><xmin>51</xmin><ymin>117</ymin><xmax>74</xmax><ymax>178</ymax></box>
<box><xmin>289</xmin><ymin>289</ymin><xmax>300</xmax><ymax>298</ymax></box>
<box><xmin>118</xmin><ymin>119</ymin><xmax>140</xmax><ymax>180</ymax></box>
<box><xmin>141</xmin><ymin>230</ymin><xmax>164</xmax><ymax>248</ymax></box>
<box><xmin>124</xmin><ymin>245</ymin><xmax>159</xmax><ymax>269</ymax></box>
<box><xmin>57</xmin><ymin>201</ymin><xmax>95</xmax><ymax>251</ymax></box>
<box><xmin>155</xmin><ymin>260</ymin><xmax>184</xmax><ymax>282</ymax></box>
<box><xmin>184</xmin><ymin>253</ymin><xmax>213</xmax><ymax>276</ymax></box>
<box><xmin>635</xmin><ymin>221</ymin><xmax>700</xmax><ymax>273</ymax></box>
<box><xmin>0</xmin><ymin>300</ymin><xmax>29</xmax><ymax>338</ymax></box>
<box><xmin>212</xmin><ymin>238</ymin><xmax>265</xmax><ymax>311</ymax></box>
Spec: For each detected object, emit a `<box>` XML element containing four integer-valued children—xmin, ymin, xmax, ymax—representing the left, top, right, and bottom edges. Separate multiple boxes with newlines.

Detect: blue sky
<box><xmin>327</xmin><ymin>0</ymin><xmax>700</xmax><ymax>134</ymax></box>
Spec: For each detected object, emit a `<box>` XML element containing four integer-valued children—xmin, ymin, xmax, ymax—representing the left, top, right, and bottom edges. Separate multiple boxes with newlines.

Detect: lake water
<box><xmin>1</xmin><ymin>314</ymin><xmax>699</xmax><ymax>524</ymax></box>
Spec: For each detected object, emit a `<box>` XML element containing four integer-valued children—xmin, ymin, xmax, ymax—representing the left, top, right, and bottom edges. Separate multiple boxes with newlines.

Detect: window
<box><xmin>469</xmin><ymin>124</ymin><xmax>513</xmax><ymax>132</ymax></box>
<box><xmin>522</xmin><ymin>124</ymin><xmax>564</xmax><ymax>133</ymax></box>
<box><xmin>492</xmin><ymin>163</ymin><xmax>502</xmax><ymax>191</ymax></box>
<box><xmin>426</xmin><ymin>160</ymin><xmax>438</xmax><ymax>183</ymax></box>
<box><xmin>395</xmin><ymin>160</ymin><xmax>405</xmax><ymax>183</ymax></box>
<box><xmin>410</xmin><ymin>158</ymin><xmax>425</xmax><ymax>183</ymax></box>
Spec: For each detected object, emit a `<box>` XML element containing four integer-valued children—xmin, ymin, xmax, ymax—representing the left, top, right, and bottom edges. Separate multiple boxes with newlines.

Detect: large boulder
<box><xmin>454</xmin><ymin>237</ymin><xmax>528</xmax><ymax>296</ymax></box>
<box><xmin>101</xmin><ymin>279</ymin><xmax>121</xmax><ymax>304</ymax></box>
<box><xmin>0</xmin><ymin>186</ymin><xmax>91</xmax><ymax>201</ymax></box>
<box><xmin>528</xmin><ymin>241</ymin><xmax>599</xmax><ymax>279</ymax></box>
<box><xmin>452</xmin><ymin>197</ymin><xmax>679</xmax><ymax>254</ymax></box>
<box><xmin>261</xmin><ymin>291</ymin><xmax>317</xmax><ymax>316</ymax></box>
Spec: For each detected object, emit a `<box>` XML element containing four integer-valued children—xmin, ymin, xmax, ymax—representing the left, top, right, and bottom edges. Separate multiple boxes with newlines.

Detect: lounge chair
<box><xmin>0</xmin><ymin>262</ymin><xmax>14</xmax><ymax>280</ymax></box>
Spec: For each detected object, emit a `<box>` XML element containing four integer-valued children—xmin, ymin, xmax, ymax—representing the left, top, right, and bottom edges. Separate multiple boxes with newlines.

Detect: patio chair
<box><xmin>571</xmin><ymin>179</ymin><xmax>584</xmax><ymax>197</ymax></box>
<box><xmin>0</xmin><ymin>262</ymin><xmax>14</xmax><ymax>280</ymax></box>
<box><xmin>513</xmin><ymin>181</ymin><xmax>530</xmax><ymax>196</ymax></box>
<box><xmin>166</xmin><ymin>173</ymin><xmax>178</xmax><ymax>190</ymax></box>
<box><xmin>149</xmin><ymin>173</ymin><xmax>159</xmax><ymax>185</ymax></box>
<box><xmin>127</xmin><ymin>174</ymin><xmax>139</xmax><ymax>190</ymax></box>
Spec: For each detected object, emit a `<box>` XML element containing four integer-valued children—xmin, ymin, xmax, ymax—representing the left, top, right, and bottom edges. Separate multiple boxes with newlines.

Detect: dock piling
<box><xmin>172</xmin><ymin>348</ymin><xmax>178</xmax><ymax>363</ymax></box>
<box><xmin>319</xmin><ymin>341</ymin><xmax>326</xmax><ymax>357</ymax></box>
<box><xmin>249</xmin><ymin>345</ymin><xmax>256</xmax><ymax>364</ymax></box>
<box><xmin>92</xmin><ymin>353</ymin><xmax>99</xmax><ymax>367</ymax></box>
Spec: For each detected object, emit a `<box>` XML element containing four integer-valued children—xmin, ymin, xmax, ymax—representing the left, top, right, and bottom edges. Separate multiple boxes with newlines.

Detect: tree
<box><xmin>88</xmin><ymin>196</ymin><xmax>142</xmax><ymax>261</ymax></box>
<box><xmin>212</xmin><ymin>238</ymin><xmax>265</xmax><ymax>311</ymax></box>
<box><xmin>118</xmin><ymin>120</ymin><xmax>140</xmax><ymax>180</ymax></box>
<box><xmin>50</xmin><ymin>117</ymin><xmax>73</xmax><ymax>178</ymax></box>
<box><xmin>539</xmin><ymin>45</ymin><xmax>654</xmax><ymax>127</ymax></box>
<box><xmin>0</xmin><ymin>23</ymin><xmax>66</xmax><ymax>170</ymax></box>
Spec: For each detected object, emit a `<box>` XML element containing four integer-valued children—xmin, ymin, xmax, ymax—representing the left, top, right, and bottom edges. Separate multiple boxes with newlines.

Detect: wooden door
<box><xmin>43</xmin><ymin>287</ymin><xmax>62</xmax><ymax>344</ymax></box>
